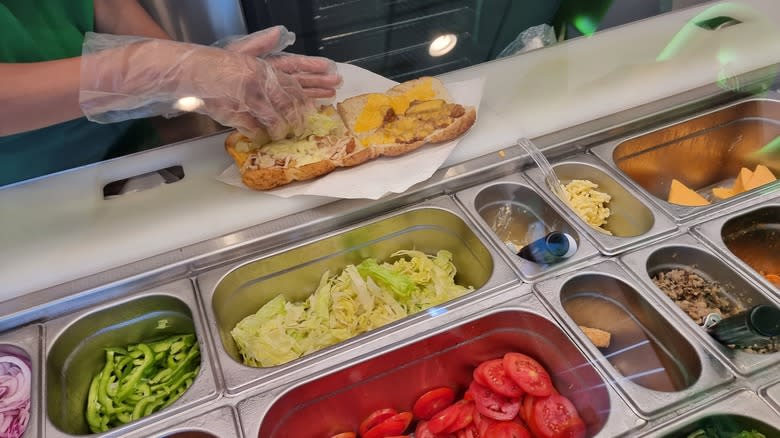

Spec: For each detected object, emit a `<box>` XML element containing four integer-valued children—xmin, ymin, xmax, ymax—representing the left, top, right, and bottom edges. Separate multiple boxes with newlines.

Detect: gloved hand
<box><xmin>218</xmin><ymin>26</ymin><xmax>342</xmax><ymax>98</ymax></box>
<box><xmin>79</xmin><ymin>32</ymin><xmax>318</xmax><ymax>140</ymax></box>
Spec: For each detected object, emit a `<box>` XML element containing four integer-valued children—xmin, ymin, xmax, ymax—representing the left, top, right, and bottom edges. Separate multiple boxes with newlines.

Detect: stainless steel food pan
<box><xmin>534</xmin><ymin>260</ymin><xmax>733</xmax><ymax>417</ymax></box>
<box><xmin>235</xmin><ymin>289</ymin><xmax>642</xmax><ymax>438</ymax></box>
<box><xmin>130</xmin><ymin>406</ymin><xmax>240</xmax><ymax>438</ymax></box>
<box><xmin>455</xmin><ymin>173</ymin><xmax>601</xmax><ymax>281</ymax></box>
<box><xmin>42</xmin><ymin>279</ymin><xmax>218</xmax><ymax>437</ymax></box>
<box><xmin>0</xmin><ymin>324</ymin><xmax>41</xmax><ymax>438</ymax></box>
<box><xmin>694</xmin><ymin>195</ymin><xmax>780</xmax><ymax>294</ymax></box>
<box><xmin>524</xmin><ymin>153</ymin><xmax>678</xmax><ymax>256</ymax></box>
<box><xmin>762</xmin><ymin>380</ymin><xmax>780</xmax><ymax>414</ymax></box>
<box><xmin>640</xmin><ymin>390</ymin><xmax>780</xmax><ymax>437</ymax></box>
<box><xmin>592</xmin><ymin>95</ymin><xmax>780</xmax><ymax>223</ymax></box>
<box><xmin>196</xmin><ymin>196</ymin><xmax>518</xmax><ymax>394</ymax></box>
<box><xmin>621</xmin><ymin>233</ymin><xmax>780</xmax><ymax>376</ymax></box>
<box><xmin>721</xmin><ymin>205</ymin><xmax>780</xmax><ymax>287</ymax></box>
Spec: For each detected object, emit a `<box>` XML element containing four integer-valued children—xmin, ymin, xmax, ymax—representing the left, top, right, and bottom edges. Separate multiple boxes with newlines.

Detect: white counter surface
<box><xmin>2</xmin><ymin>0</ymin><xmax>780</xmax><ymax>301</ymax></box>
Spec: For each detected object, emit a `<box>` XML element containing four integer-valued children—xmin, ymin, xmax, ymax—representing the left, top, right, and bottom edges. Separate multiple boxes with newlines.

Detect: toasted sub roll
<box><xmin>224</xmin><ymin>106</ymin><xmax>363</xmax><ymax>190</ymax></box>
<box><xmin>224</xmin><ymin>76</ymin><xmax>476</xmax><ymax>190</ymax></box>
<box><xmin>337</xmin><ymin>77</ymin><xmax>476</xmax><ymax>157</ymax></box>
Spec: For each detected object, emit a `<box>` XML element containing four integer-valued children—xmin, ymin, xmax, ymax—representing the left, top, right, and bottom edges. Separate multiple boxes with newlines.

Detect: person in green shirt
<box><xmin>0</xmin><ymin>0</ymin><xmax>341</xmax><ymax>187</ymax></box>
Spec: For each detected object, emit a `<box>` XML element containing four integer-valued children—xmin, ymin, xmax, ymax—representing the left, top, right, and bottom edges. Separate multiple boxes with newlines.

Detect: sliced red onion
<box><xmin>0</xmin><ymin>355</ymin><xmax>31</xmax><ymax>438</ymax></box>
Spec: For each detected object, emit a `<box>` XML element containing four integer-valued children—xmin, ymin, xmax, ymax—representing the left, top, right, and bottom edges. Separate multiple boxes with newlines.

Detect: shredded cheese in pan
<box><xmin>561</xmin><ymin>179</ymin><xmax>612</xmax><ymax>235</ymax></box>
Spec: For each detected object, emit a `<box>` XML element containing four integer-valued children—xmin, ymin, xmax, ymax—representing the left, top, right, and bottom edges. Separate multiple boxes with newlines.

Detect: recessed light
<box><xmin>429</xmin><ymin>33</ymin><xmax>458</xmax><ymax>57</ymax></box>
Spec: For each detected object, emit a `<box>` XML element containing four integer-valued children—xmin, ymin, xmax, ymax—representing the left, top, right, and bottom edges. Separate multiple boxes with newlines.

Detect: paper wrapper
<box><xmin>217</xmin><ymin>63</ymin><xmax>484</xmax><ymax>200</ymax></box>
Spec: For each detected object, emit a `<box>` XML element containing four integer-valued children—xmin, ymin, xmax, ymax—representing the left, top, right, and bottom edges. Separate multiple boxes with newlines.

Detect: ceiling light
<box><xmin>429</xmin><ymin>33</ymin><xmax>458</xmax><ymax>57</ymax></box>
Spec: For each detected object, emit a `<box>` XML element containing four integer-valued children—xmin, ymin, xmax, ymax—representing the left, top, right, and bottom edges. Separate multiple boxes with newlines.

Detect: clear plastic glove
<box><xmin>79</xmin><ymin>32</ymin><xmax>314</xmax><ymax>140</ymax></box>
<box><xmin>218</xmin><ymin>26</ymin><xmax>342</xmax><ymax>98</ymax></box>
<box><xmin>214</xmin><ymin>25</ymin><xmax>297</xmax><ymax>55</ymax></box>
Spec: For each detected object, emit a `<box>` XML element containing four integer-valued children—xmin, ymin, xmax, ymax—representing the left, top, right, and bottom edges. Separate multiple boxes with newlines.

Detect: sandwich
<box><xmin>224</xmin><ymin>77</ymin><xmax>476</xmax><ymax>190</ymax></box>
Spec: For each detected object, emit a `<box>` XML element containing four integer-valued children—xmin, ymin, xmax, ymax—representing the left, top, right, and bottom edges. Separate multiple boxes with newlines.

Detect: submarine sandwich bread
<box><xmin>224</xmin><ymin>105</ymin><xmax>358</xmax><ymax>191</ymax></box>
<box><xmin>224</xmin><ymin>77</ymin><xmax>477</xmax><ymax>190</ymax></box>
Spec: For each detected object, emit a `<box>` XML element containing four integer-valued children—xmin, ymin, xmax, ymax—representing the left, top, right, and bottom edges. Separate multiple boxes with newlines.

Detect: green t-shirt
<box><xmin>0</xmin><ymin>0</ymin><xmax>92</xmax><ymax>62</ymax></box>
<box><xmin>0</xmin><ymin>0</ymin><xmax>157</xmax><ymax>187</ymax></box>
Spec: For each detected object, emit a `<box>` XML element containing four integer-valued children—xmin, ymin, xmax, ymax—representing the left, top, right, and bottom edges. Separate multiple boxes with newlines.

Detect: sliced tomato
<box><xmin>473</xmin><ymin>411</ymin><xmax>498</xmax><ymax>436</ymax></box>
<box><xmin>363</xmin><ymin>411</ymin><xmax>413</xmax><ymax>438</ymax></box>
<box><xmin>483</xmin><ymin>421</ymin><xmax>531</xmax><ymax>438</ymax></box>
<box><xmin>417</xmin><ymin>420</ymin><xmax>457</xmax><ymax>438</ymax></box>
<box><xmin>415</xmin><ymin>421</ymin><xmax>437</xmax><ymax>438</ymax></box>
<box><xmin>520</xmin><ymin>395</ymin><xmax>535</xmax><ymax>424</ymax></box>
<box><xmin>503</xmin><ymin>352</ymin><xmax>553</xmax><ymax>397</ymax></box>
<box><xmin>468</xmin><ymin>381</ymin><xmax>520</xmax><ymax>421</ymax></box>
<box><xmin>428</xmin><ymin>400</ymin><xmax>474</xmax><ymax>434</ymax></box>
<box><xmin>443</xmin><ymin>401</ymin><xmax>475</xmax><ymax>433</ymax></box>
<box><xmin>359</xmin><ymin>408</ymin><xmax>398</xmax><ymax>436</ymax></box>
<box><xmin>473</xmin><ymin>367</ymin><xmax>488</xmax><ymax>386</ymax></box>
<box><xmin>513</xmin><ymin>415</ymin><xmax>530</xmax><ymax>429</ymax></box>
<box><xmin>330</xmin><ymin>433</ymin><xmax>356</xmax><ymax>438</ymax></box>
<box><xmin>531</xmin><ymin>394</ymin><xmax>586</xmax><ymax>438</ymax></box>
<box><xmin>456</xmin><ymin>423</ymin><xmax>480</xmax><ymax>438</ymax></box>
<box><xmin>474</xmin><ymin>359</ymin><xmax>524</xmax><ymax>398</ymax></box>
<box><xmin>428</xmin><ymin>401</ymin><xmax>463</xmax><ymax>434</ymax></box>
<box><xmin>413</xmin><ymin>387</ymin><xmax>456</xmax><ymax>420</ymax></box>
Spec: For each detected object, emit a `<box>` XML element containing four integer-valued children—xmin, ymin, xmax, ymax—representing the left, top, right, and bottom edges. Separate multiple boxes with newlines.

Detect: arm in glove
<box><xmin>79</xmin><ymin>32</ymin><xmax>313</xmax><ymax>140</ymax></box>
<box><xmin>219</xmin><ymin>26</ymin><xmax>343</xmax><ymax>98</ymax></box>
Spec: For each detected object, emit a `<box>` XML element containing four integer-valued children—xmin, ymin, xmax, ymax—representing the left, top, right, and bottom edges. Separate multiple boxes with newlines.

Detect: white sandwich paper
<box><xmin>217</xmin><ymin>63</ymin><xmax>484</xmax><ymax>200</ymax></box>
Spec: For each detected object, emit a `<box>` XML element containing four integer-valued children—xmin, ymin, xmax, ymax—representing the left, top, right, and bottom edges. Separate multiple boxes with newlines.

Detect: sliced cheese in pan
<box><xmin>745</xmin><ymin>164</ymin><xmax>776</xmax><ymax>190</ymax></box>
<box><xmin>668</xmin><ymin>179</ymin><xmax>710</xmax><ymax>206</ymax></box>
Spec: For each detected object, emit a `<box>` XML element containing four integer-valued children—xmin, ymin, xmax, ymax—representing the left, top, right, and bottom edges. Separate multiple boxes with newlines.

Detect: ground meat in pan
<box><xmin>652</xmin><ymin>268</ymin><xmax>743</xmax><ymax>325</ymax></box>
<box><xmin>652</xmin><ymin>268</ymin><xmax>779</xmax><ymax>354</ymax></box>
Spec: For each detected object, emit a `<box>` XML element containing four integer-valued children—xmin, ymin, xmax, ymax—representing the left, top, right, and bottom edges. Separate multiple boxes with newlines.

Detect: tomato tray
<box><xmin>242</xmin><ymin>298</ymin><xmax>636</xmax><ymax>437</ymax></box>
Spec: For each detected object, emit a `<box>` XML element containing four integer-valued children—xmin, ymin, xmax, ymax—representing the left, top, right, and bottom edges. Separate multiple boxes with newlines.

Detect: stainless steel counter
<box><xmin>3</xmin><ymin>3</ymin><xmax>780</xmax><ymax>435</ymax></box>
<box><xmin>5</xmin><ymin>0</ymin><xmax>780</xmax><ymax>301</ymax></box>
<box><xmin>1</xmin><ymin>81</ymin><xmax>779</xmax><ymax>437</ymax></box>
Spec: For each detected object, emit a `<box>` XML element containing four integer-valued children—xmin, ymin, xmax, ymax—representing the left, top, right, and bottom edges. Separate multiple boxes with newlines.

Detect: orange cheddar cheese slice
<box><xmin>668</xmin><ymin>179</ymin><xmax>710</xmax><ymax>206</ymax></box>
<box><xmin>744</xmin><ymin>164</ymin><xmax>776</xmax><ymax>190</ymax></box>
<box><xmin>732</xmin><ymin>167</ymin><xmax>754</xmax><ymax>194</ymax></box>
<box><xmin>353</xmin><ymin>78</ymin><xmax>437</xmax><ymax>133</ymax></box>
<box><xmin>711</xmin><ymin>186</ymin><xmax>734</xmax><ymax>199</ymax></box>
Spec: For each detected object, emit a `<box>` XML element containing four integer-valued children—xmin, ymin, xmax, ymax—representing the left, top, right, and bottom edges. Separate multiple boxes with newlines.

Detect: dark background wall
<box><xmin>139</xmin><ymin>0</ymin><xmax>715</xmax><ymax>80</ymax></box>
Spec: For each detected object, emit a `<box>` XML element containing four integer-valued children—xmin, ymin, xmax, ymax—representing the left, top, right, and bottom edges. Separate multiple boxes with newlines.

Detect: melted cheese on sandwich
<box><xmin>236</xmin><ymin>112</ymin><xmax>341</xmax><ymax>153</ymax></box>
<box><xmin>261</xmin><ymin>140</ymin><xmax>330</xmax><ymax>166</ymax></box>
<box><xmin>353</xmin><ymin>78</ymin><xmax>436</xmax><ymax>133</ymax></box>
<box><xmin>235</xmin><ymin>138</ymin><xmax>331</xmax><ymax>168</ymax></box>
<box><xmin>359</xmin><ymin>101</ymin><xmax>463</xmax><ymax>146</ymax></box>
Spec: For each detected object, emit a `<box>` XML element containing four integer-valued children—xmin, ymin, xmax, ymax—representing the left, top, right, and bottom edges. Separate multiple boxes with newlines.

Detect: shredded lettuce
<box><xmin>231</xmin><ymin>250</ymin><xmax>473</xmax><ymax>367</ymax></box>
<box><xmin>357</xmin><ymin>258</ymin><xmax>416</xmax><ymax>299</ymax></box>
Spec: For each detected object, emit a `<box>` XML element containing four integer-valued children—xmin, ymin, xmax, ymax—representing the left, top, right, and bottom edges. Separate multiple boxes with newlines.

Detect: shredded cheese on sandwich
<box><xmin>237</xmin><ymin>111</ymin><xmax>345</xmax><ymax>169</ymax></box>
